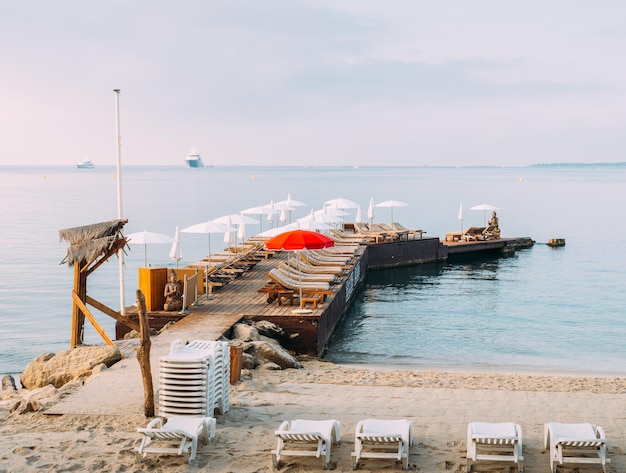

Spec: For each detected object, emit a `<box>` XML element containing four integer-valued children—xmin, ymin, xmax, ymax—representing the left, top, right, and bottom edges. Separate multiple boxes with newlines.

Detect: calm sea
<box><xmin>1</xmin><ymin>164</ymin><xmax>625</xmax><ymax>378</ymax></box>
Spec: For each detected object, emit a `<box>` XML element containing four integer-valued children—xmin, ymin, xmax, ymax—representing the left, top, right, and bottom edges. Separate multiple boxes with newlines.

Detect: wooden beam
<box><xmin>86</xmin><ymin>240</ymin><xmax>126</xmax><ymax>276</ymax></box>
<box><xmin>86</xmin><ymin>295</ymin><xmax>140</xmax><ymax>332</ymax></box>
<box><xmin>72</xmin><ymin>291</ymin><xmax>114</xmax><ymax>346</ymax></box>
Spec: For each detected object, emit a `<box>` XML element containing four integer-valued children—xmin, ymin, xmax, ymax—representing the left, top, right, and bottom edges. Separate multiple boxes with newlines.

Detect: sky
<box><xmin>2</xmin><ymin>1</ymin><xmax>626</xmax><ymax>167</ymax></box>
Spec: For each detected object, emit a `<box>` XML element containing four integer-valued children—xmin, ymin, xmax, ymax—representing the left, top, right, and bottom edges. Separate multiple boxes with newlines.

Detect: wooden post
<box><xmin>135</xmin><ymin>289</ymin><xmax>154</xmax><ymax>417</ymax></box>
<box><xmin>71</xmin><ymin>262</ymin><xmax>87</xmax><ymax>347</ymax></box>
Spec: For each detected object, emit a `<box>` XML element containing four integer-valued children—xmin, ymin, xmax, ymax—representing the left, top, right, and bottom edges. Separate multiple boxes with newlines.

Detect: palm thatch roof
<box><xmin>59</xmin><ymin>219</ymin><xmax>128</xmax><ymax>266</ymax></box>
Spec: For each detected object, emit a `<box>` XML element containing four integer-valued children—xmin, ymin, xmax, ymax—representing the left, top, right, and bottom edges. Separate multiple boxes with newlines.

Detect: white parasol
<box><xmin>470</xmin><ymin>203</ymin><xmax>499</xmax><ymax>225</ymax></box>
<box><xmin>367</xmin><ymin>196</ymin><xmax>375</xmax><ymax>225</ymax></box>
<box><xmin>169</xmin><ymin>225</ymin><xmax>183</xmax><ymax>268</ymax></box>
<box><xmin>181</xmin><ymin>220</ymin><xmax>234</xmax><ymax>258</ymax></box>
<box><xmin>126</xmin><ymin>230</ymin><xmax>174</xmax><ymax>267</ymax></box>
<box><xmin>241</xmin><ymin>204</ymin><xmax>279</xmax><ymax>233</ymax></box>
<box><xmin>375</xmin><ymin>199</ymin><xmax>408</xmax><ymax>224</ymax></box>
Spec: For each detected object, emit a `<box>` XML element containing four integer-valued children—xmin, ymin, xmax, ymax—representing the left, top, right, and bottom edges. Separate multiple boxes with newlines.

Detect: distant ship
<box><xmin>185</xmin><ymin>148</ymin><xmax>204</xmax><ymax>168</ymax></box>
<box><xmin>76</xmin><ymin>160</ymin><xmax>95</xmax><ymax>169</ymax></box>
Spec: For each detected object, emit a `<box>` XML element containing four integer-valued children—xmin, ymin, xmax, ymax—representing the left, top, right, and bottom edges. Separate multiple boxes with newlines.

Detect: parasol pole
<box><xmin>114</xmin><ymin>89</ymin><xmax>125</xmax><ymax>316</ymax></box>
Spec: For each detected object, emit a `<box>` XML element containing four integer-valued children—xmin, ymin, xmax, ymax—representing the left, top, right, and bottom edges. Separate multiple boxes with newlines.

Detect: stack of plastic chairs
<box><xmin>158</xmin><ymin>339</ymin><xmax>230</xmax><ymax>417</ymax></box>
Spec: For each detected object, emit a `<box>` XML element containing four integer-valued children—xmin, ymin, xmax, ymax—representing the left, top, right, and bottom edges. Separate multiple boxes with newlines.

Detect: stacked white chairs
<box><xmin>158</xmin><ymin>339</ymin><xmax>230</xmax><ymax>418</ymax></box>
<box><xmin>466</xmin><ymin>421</ymin><xmax>524</xmax><ymax>472</ymax></box>
<box><xmin>544</xmin><ymin>422</ymin><xmax>610</xmax><ymax>473</ymax></box>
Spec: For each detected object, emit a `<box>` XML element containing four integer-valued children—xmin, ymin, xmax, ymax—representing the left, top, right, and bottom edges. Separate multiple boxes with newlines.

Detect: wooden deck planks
<box><xmin>168</xmin><ymin>251</ymin><xmax>331</xmax><ymax>337</ymax></box>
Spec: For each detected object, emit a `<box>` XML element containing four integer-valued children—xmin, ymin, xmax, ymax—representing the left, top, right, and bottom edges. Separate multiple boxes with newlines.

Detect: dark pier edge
<box><xmin>248</xmin><ymin>236</ymin><xmax>534</xmax><ymax>358</ymax></box>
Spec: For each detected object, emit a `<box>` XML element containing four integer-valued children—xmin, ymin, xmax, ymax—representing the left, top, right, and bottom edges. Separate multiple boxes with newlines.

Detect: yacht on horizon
<box><xmin>185</xmin><ymin>147</ymin><xmax>205</xmax><ymax>168</ymax></box>
<box><xmin>76</xmin><ymin>159</ymin><xmax>95</xmax><ymax>169</ymax></box>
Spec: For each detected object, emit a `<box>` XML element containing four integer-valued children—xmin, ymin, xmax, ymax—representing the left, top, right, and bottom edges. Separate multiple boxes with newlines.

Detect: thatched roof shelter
<box><xmin>59</xmin><ymin>219</ymin><xmax>128</xmax><ymax>266</ymax></box>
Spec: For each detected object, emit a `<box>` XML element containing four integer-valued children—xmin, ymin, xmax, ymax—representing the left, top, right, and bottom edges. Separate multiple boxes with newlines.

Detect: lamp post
<box><xmin>114</xmin><ymin>89</ymin><xmax>125</xmax><ymax>315</ymax></box>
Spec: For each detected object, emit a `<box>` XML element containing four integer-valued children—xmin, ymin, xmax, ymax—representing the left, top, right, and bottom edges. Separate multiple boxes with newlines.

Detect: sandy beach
<box><xmin>1</xmin><ymin>358</ymin><xmax>625</xmax><ymax>473</ymax></box>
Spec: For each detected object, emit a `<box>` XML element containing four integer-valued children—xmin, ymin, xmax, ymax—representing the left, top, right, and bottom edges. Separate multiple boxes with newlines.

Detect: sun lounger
<box><xmin>276</xmin><ymin>263</ymin><xmax>340</xmax><ymax>284</ymax></box>
<box><xmin>257</xmin><ymin>283</ymin><xmax>295</xmax><ymax>305</ymax></box>
<box><xmin>272</xmin><ymin>419</ymin><xmax>341</xmax><ymax>469</ymax></box>
<box><xmin>267</xmin><ymin>269</ymin><xmax>333</xmax><ymax>291</ymax></box>
<box><xmin>351</xmin><ymin>419</ymin><xmax>412</xmax><ymax>470</ymax></box>
<box><xmin>544</xmin><ymin>422</ymin><xmax>610</xmax><ymax>473</ymax></box>
<box><xmin>482</xmin><ymin>224</ymin><xmax>501</xmax><ymax>239</ymax></box>
<box><xmin>266</xmin><ymin>270</ymin><xmax>334</xmax><ymax>303</ymax></box>
<box><xmin>302</xmin><ymin>249</ymin><xmax>353</xmax><ymax>265</ymax></box>
<box><xmin>376</xmin><ymin>222</ymin><xmax>409</xmax><ymax>240</ymax></box>
<box><xmin>135</xmin><ymin>416</ymin><xmax>216</xmax><ymax>463</ymax></box>
<box><xmin>285</xmin><ymin>257</ymin><xmax>343</xmax><ymax>275</ymax></box>
<box><xmin>353</xmin><ymin>222</ymin><xmax>388</xmax><ymax>243</ymax></box>
<box><xmin>391</xmin><ymin>222</ymin><xmax>424</xmax><ymax>239</ymax></box>
<box><xmin>467</xmin><ymin>421</ymin><xmax>524</xmax><ymax>472</ymax></box>
<box><xmin>329</xmin><ymin>229</ymin><xmax>369</xmax><ymax>244</ymax></box>
<box><xmin>461</xmin><ymin>226</ymin><xmax>488</xmax><ymax>241</ymax></box>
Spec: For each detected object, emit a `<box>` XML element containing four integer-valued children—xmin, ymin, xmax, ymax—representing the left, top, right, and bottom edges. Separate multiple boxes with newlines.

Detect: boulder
<box><xmin>241</xmin><ymin>352</ymin><xmax>255</xmax><ymax>370</ymax></box>
<box><xmin>245</xmin><ymin>341</ymin><xmax>302</xmax><ymax>370</ymax></box>
<box><xmin>20</xmin><ymin>345</ymin><xmax>121</xmax><ymax>389</ymax></box>
<box><xmin>2</xmin><ymin>375</ymin><xmax>17</xmax><ymax>393</ymax></box>
<box><xmin>252</xmin><ymin>320</ymin><xmax>287</xmax><ymax>343</ymax></box>
<box><xmin>231</xmin><ymin>323</ymin><xmax>260</xmax><ymax>342</ymax></box>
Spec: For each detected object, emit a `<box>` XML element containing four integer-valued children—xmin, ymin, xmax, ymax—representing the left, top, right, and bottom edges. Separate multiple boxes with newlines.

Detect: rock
<box><xmin>2</xmin><ymin>375</ymin><xmax>17</xmax><ymax>393</ymax></box>
<box><xmin>245</xmin><ymin>341</ymin><xmax>302</xmax><ymax>370</ymax></box>
<box><xmin>22</xmin><ymin>384</ymin><xmax>58</xmax><ymax>402</ymax></box>
<box><xmin>20</xmin><ymin>345</ymin><xmax>122</xmax><ymax>389</ymax></box>
<box><xmin>241</xmin><ymin>352</ymin><xmax>255</xmax><ymax>370</ymax></box>
<box><xmin>231</xmin><ymin>323</ymin><xmax>260</xmax><ymax>342</ymax></box>
<box><xmin>252</xmin><ymin>320</ymin><xmax>287</xmax><ymax>343</ymax></box>
<box><xmin>124</xmin><ymin>329</ymin><xmax>139</xmax><ymax>339</ymax></box>
<box><xmin>10</xmin><ymin>399</ymin><xmax>41</xmax><ymax>415</ymax></box>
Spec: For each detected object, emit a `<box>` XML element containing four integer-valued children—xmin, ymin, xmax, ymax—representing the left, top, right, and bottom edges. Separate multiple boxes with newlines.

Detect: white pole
<box><xmin>114</xmin><ymin>89</ymin><xmax>125</xmax><ymax>316</ymax></box>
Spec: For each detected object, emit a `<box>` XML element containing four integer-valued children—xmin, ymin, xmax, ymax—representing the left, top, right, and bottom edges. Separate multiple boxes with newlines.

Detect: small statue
<box><xmin>488</xmin><ymin>210</ymin><xmax>499</xmax><ymax>228</ymax></box>
<box><xmin>163</xmin><ymin>269</ymin><xmax>183</xmax><ymax>311</ymax></box>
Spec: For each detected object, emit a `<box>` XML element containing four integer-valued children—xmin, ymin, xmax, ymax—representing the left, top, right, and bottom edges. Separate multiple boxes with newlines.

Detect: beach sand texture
<box><xmin>1</xmin><ymin>358</ymin><xmax>625</xmax><ymax>472</ymax></box>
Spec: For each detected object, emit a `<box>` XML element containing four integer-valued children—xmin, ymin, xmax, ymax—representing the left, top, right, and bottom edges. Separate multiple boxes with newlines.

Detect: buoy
<box><xmin>547</xmin><ymin>238</ymin><xmax>565</xmax><ymax>247</ymax></box>
<box><xmin>251</xmin><ymin>175</ymin><xmax>256</xmax><ymax>181</ymax></box>
<box><xmin>519</xmin><ymin>177</ymin><xmax>524</xmax><ymax>182</ymax></box>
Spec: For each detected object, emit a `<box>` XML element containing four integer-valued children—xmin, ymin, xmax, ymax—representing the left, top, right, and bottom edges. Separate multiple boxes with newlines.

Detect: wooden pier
<box><xmin>117</xmin><ymin>234</ymin><xmax>533</xmax><ymax>357</ymax></box>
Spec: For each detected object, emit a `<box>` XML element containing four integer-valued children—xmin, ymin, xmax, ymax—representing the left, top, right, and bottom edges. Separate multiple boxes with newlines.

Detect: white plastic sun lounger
<box><xmin>271</xmin><ymin>419</ymin><xmax>341</xmax><ymax>469</ymax></box>
<box><xmin>466</xmin><ymin>421</ymin><xmax>524</xmax><ymax>472</ymax></box>
<box><xmin>135</xmin><ymin>416</ymin><xmax>216</xmax><ymax>463</ymax></box>
<box><xmin>544</xmin><ymin>422</ymin><xmax>610</xmax><ymax>473</ymax></box>
<box><xmin>351</xmin><ymin>419</ymin><xmax>412</xmax><ymax>470</ymax></box>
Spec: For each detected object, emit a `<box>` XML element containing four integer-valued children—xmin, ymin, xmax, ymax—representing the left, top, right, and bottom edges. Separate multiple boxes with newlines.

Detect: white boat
<box><xmin>76</xmin><ymin>160</ymin><xmax>95</xmax><ymax>169</ymax></box>
<box><xmin>185</xmin><ymin>148</ymin><xmax>204</xmax><ymax>168</ymax></box>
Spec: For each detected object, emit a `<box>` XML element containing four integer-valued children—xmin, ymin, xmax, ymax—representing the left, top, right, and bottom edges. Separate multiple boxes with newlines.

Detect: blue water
<box><xmin>1</xmin><ymin>164</ymin><xmax>625</xmax><ymax>377</ymax></box>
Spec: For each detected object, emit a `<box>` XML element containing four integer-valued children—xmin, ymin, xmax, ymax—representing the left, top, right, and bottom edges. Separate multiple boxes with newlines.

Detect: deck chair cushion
<box><xmin>471</xmin><ymin>421</ymin><xmax>518</xmax><ymax>442</ymax></box>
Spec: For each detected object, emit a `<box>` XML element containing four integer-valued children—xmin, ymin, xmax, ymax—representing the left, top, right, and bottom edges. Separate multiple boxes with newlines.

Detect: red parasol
<box><xmin>264</xmin><ymin>230</ymin><xmax>335</xmax><ymax>313</ymax></box>
<box><xmin>264</xmin><ymin>229</ymin><xmax>334</xmax><ymax>251</ymax></box>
